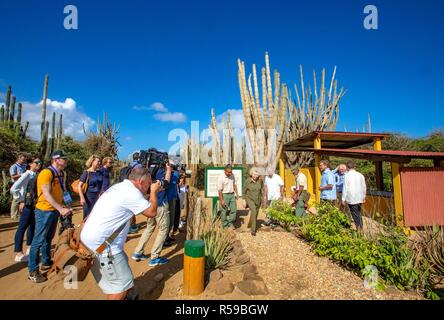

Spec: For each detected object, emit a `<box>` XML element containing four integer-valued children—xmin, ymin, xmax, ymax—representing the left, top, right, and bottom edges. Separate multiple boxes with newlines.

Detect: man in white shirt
<box><xmin>80</xmin><ymin>166</ymin><xmax>161</xmax><ymax>300</ymax></box>
<box><xmin>291</xmin><ymin>166</ymin><xmax>308</xmax><ymax>216</ymax></box>
<box><xmin>217</xmin><ymin>165</ymin><xmax>239</xmax><ymax>228</ymax></box>
<box><xmin>341</xmin><ymin>161</ymin><xmax>366</xmax><ymax>230</ymax></box>
<box><xmin>264</xmin><ymin>168</ymin><xmax>284</xmax><ymax>206</ymax></box>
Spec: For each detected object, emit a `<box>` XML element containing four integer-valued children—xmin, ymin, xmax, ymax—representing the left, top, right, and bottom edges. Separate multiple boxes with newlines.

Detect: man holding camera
<box><xmin>28</xmin><ymin>150</ymin><xmax>72</xmax><ymax>283</ymax></box>
<box><xmin>81</xmin><ymin>167</ymin><xmax>161</xmax><ymax>300</ymax></box>
<box><xmin>132</xmin><ymin>160</ymin><xmax>172</xmax><ymax>266</ymax></box>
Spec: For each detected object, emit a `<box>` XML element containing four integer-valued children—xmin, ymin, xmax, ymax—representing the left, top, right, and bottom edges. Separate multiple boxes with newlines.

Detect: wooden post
<box><xmin>314</xmin><ymin>134</ymin><xmax>322</xmax><ymax>203</ymax></box>
<box><xmin>183</xmin><ymin>240</ymin><xmax>205</xmax><ymax>296</ymax></box>
<box><xmin>374</xmin><ymin>137</ymin><xmax>384</xmax><ymax>190</ymax></box>
<box><xmin>279</xmin><ymin>157</ymin><xmax>285</xmax><ymax>196</ymax></box>
<box><xmin>391</xmin><ymin>162</ymin><xmax>404</xmax><ymax>227</ymax></box>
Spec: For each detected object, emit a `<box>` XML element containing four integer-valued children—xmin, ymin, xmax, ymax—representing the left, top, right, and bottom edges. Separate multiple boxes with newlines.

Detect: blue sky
<box><xmin>1</xmin><ymin>0</ymin><xmax>443</xmax><ymax>159</ymax></box>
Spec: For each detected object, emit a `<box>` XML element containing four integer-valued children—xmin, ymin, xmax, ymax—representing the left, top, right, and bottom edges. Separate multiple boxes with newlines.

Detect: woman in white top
<box><xmin>10</xmin><ymin>157</ymin><xmax>42</xmax><ymax>262</ymax></box>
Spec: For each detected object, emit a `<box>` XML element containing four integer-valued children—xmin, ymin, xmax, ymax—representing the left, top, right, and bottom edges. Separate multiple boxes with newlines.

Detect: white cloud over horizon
<box><xmin>12</xmin><ymin>98</ymin><xmax>95</xmax><ymax>141</ymax></box>
<box><xmin>154</xmin><ymin>112</ymin><xmax>187</xmax><ymax>123</ymax></box>
<box><xmin>133</xmin><ymin>101</ymin><xmax>187</xmax><ymax>123</ymax></box>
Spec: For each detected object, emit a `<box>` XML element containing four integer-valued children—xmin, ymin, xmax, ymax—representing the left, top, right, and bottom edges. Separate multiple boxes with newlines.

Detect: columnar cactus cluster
<box><xmin>1</xmin><ymin>75</ymin><xmax>64</xmax><ymax>160</ymax></box>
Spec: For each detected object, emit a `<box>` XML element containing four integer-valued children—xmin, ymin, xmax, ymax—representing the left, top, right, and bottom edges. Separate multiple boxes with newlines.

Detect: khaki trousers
<box><xmin>134</xmin><ymin>203</ymin><xmax>170</xmax><ymax>259</ymax></box>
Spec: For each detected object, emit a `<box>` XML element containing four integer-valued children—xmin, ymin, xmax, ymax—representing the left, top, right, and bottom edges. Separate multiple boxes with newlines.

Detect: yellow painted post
<box><xmin>279</xmin><ymin>157</ymin><xmax>285</xmax><ymax>195</ymax></box>
<box><xmin>391</xmin><ymin>162</ymin><xmax>404</xmax><ymax>227</ymax></box>
<box><xmin>314</xmin><ymin>134</ymin><xmax>322</xmax><ymax>203</ymax></box>
<box><xmin>183</xmin><ymin>240</ymin><xmax>205</xmax><ymax>296</ymax></box>
<box><xmin>373</xmin><ymin>137</ymin><xmax>384</xmax><ymax>190</ymax></box>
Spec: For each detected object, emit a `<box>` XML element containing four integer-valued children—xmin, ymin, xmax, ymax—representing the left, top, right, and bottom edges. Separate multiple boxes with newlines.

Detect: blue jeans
<box><xmin>28</xmin><ymin>209</ymin><xmax>59</xmax><ymax>273</ymax></box>
<box><xmin>14</xmin><ymin>206</ymin><xmax>35</xmax><ymax>253</ymax></box>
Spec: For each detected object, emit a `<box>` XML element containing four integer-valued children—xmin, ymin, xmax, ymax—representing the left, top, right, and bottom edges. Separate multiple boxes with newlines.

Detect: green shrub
<box><xmin>269</xmin><ymin>201</ymin><xmax>432</xmax><ymax>292</ymax></box>
<box><xmin>266</xmin><ymin>200</ymin><xmax>306</xmax><ymax>229</ymax></box>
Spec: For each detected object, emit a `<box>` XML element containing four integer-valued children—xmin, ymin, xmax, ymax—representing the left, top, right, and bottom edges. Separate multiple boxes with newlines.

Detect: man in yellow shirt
<box><xmin>28</xmin><ymin>150</ymin><xmax>72</xmax><ymax>283</ymax></box>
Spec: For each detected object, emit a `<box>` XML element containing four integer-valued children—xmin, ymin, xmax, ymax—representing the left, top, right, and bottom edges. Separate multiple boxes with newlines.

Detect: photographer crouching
<box><xmin>80</xmin><ymin>166</ymin><xmax>161</xmax><ymax>300</ymax></box>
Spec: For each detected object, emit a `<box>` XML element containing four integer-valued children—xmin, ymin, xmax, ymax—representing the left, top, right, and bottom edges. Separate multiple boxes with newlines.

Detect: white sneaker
<box><xmin>14</xmin><ymin>253</ymin><xmax>28</xmax><ymax>263</ymax></box>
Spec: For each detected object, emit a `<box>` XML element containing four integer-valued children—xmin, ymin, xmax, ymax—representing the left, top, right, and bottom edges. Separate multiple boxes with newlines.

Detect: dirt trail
<box><xmin>0</xmin><ymin>202</ymin><xmax>423</xmax><ymax>300</ymax></box>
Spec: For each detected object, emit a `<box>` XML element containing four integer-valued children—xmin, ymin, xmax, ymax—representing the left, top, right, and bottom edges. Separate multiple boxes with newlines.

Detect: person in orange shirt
<box><xmin>28</xmin><ymin>150</ymin><xmax>72</xmax><ymax>283</ymax></box>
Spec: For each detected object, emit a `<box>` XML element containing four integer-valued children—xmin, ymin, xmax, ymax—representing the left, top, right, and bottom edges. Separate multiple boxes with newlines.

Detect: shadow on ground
<box><xmin>134</xmin><ymin>232</ymin><xmax>186</xmax><ymax>300</ymax></box>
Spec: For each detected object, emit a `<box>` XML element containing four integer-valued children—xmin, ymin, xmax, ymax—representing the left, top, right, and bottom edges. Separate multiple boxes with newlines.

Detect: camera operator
<box><xmin>132</xmin><ymin>160</ymin><xmax>173</xmax><ymax>266</ymax></box>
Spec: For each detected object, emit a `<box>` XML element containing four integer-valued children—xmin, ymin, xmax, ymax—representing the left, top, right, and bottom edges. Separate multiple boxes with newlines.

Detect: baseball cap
<box><xmin>51</xmin><ymin>150</ymin><xmax>68</xmax><ymax>160</ymax></box>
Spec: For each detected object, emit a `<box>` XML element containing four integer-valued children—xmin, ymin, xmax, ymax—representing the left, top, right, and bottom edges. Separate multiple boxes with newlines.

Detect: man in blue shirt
<box><xmin>319</xmin><ymin>160</ymin><xmax>336</xmax><ymax>203</ymax></box>
<box><xmin>332</xmin><ymin>164</ymin><xmax>347</xmax><ymax>198</ymax></box>
<box><xmin>132</xmin><ymin>162</ymin><xmax>172</xmax><ymax>266</ymax></box>
<box><xmin>9</xmin><ymin>154</ymin><xmax>28</xmax><ymax>220</ymax></box>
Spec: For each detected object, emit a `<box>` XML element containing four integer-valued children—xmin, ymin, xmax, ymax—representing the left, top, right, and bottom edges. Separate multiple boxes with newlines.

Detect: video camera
<box><xmin>139</xmin><ymin>148</ymin><xmax>169</xmax><ymax>179</ymax></box>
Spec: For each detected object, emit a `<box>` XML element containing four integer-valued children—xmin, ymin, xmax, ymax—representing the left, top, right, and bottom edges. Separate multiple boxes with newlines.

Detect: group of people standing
<box><xmin>7</xmin><ymin>152</ymin><xmax>114</xmax><ymax>282</ymax></box>
<box><xmin>217</xmin><ymin>159</ymin><xmax>367</xmax><ymax>238</ymax></box>
<box><xmin>318</xmin><ymin>159</ymin><xmax>367</xmax><ymax>229</ymax></box>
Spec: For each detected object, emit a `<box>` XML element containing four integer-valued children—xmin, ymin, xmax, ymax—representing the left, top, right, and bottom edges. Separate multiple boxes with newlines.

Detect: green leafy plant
<box><xmin>269</xmin><ymin>201</ymin><xmax>433</xmax><ymax>293</ymax></box>
<box><xmin>266</xmin><ymin>200</ymin><xmax>306</xmax><ymax>230</ymax></box>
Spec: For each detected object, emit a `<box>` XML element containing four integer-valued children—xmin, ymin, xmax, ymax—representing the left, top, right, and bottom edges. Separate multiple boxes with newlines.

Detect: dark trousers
<box><xmin>348</xmin><ymin>204</ymin><xmax>363</xmax><ymax>229</ymax></box>
<box><xmin>173</xmin><ymin>196</ymin><xmax>180</xmax><ymax>232</ymax></box>
<box><xmin>83</xmin><ymin>192</ymin><xmax>99</xmax><ymax>220</ymax></box>
<box><xmin>14</xmin><ymin>206</ymin><xmax>35</xmax><ymax>252</ymax></box>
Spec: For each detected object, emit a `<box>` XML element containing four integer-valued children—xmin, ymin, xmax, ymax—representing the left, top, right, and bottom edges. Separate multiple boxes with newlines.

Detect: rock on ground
<box><xmin>215</xmin><ymin>278</ymin><xmax>235</xmax><ymax>295</ymax></box>
<box><xmin>237</xmin><ymin>280</ymin><xmax>269</xmax><ymax>296</ymax></box>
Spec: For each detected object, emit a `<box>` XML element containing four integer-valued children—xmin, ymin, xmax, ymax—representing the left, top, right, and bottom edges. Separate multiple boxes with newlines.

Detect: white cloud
<box><xmin>150</xmin><ymin>102</ymin><xmax>168</xmax><ymax>113</ymax></box>
<box><xmin>124</xmin><ymin>136</ymin><xmax>133</xmax><ymax>141</ymax></box>
<box><xmin>215</xmin><ymin>109</ymin><xmax>245</xmax><ymax>129</ymax></box>
<box><xmin>133</xmin><ymin>105</ymin><xmax>151</xmax><ymax>111</ymax></box>
<box><xmin>133</xmin><ymin>102</ymin><xmax>168</xmax><ymax>113</ymax></box>
<box><xmin>153</xmin><ymin>112</ymin><xmax>187</xmax><ymax>123</ymax></box>
<box><xmin>18</xmin><ymin>98</ymin><xmax>95</xmax><ymax>141</ymax></box>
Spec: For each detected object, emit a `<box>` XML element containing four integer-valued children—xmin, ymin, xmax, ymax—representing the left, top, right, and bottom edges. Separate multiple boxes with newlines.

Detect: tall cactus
<box><xmin>40</xmin><ymin>121</ymin><xmax>49</xmax><ymax>160</ymax></box>
<box><xmin>237</xmin><ymin>52</ymin><xmax>289</xmax><ymax>171</ymax></box>
<box><xmin>16</xmin><ymin>102</ymin><xmax>22</xmax><ymax>132</ymax></box>
<box><xmin>22</xmin><ymin>121</ymin><xmax>29</xmax><ymax>138</ymax></box>
<box><xmin>57</xmin><ymin>114</ymin><xmax>63</xmax><ymax>149</ymax></box>
<box><xmin>9</xmin><ymin>96</ymin><xmax>16</xmax><ymax>129</ymax></box>
<box><xmin>40</xmin><ymin>75</ymin><xmax>49</xmax><ymax>141</ymax></box>
<box><xmin>5</xmin><ymin>85</ymin><xmax>11</xmax><ymax>127</ymax></box>
<box><xmin>49</xmin><ymin>112</ymin><xmax>56</xmax><ymax>155</ymax></box>
<box><xmin>0</xmin><ymin>105</ymin><xmax>4</xmax><ymax>127</ymax></box>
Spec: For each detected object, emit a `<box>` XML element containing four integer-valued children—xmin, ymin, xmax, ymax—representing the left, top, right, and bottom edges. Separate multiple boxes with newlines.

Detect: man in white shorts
<box><xmin>80</xmin><ymin>166</ymin><xmax>161</xmax><ymax>300</ymax></box>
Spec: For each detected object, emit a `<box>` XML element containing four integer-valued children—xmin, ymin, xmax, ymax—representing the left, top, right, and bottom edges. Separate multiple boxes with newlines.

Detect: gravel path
<box><xmin>236</xmin><ymin>228</ymin><xmax>423</xmax><ymax>300</ymax></box>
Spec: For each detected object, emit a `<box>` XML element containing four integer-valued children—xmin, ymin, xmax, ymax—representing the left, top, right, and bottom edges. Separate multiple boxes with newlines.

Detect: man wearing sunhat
<box><xmin>28</xmin><ymin>150</ymin><xmax>73</xmax><ymax>283</ymax></box>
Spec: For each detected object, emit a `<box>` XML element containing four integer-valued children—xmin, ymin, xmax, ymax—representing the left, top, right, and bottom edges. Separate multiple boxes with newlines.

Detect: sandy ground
<box><xmin>0</xmin><ymin>201</ymin><xmax>424</xmax><ymax>300</ymax></box>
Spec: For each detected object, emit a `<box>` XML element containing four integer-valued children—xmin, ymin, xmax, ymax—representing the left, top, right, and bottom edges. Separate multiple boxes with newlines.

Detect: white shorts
<box><xmin>91</xmin><ymin>251</ymin><xmax>134</xmax><ymax>295</ymax></box>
